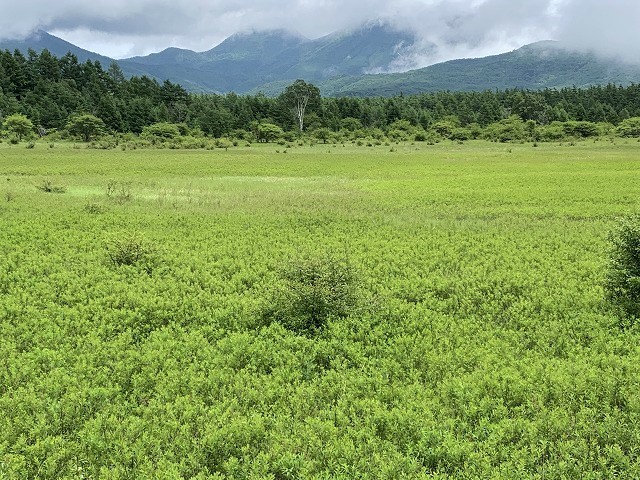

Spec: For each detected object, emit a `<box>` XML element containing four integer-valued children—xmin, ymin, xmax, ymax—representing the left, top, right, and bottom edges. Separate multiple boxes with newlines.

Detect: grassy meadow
<box><xmin>1</xmin><ymin>140</ymin><xmax>640</xmax><ymax>478</ymax></box>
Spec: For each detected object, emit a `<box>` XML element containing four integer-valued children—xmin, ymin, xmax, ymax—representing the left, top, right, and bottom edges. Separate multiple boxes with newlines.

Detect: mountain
<box><xmin>305</xmin><ymin>41</ymin><xmax>640</xmax><ymax>97</ymax></box>
<box><xmin>0</xmin><ymin>30</ymin><xmax>114</xmax><ymax>66</ymax></box>
<box><xmin>3</xmin><ymin>28</ymin><xmax>640</xmax><ymax>96</ymax></box>
<box><xmin>117</xmin><ymin>22</ymin><xmax>417</xmax><ymax>93</ymax></box>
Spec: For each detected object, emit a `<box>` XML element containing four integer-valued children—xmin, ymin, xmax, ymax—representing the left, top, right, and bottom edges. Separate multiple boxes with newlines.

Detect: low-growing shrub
<box><xmin>606</xmin><ymin>214</ymin><xmax>640</xmax><ymax>325</ymax></box>
<box><xmin>264</xmin><ymin>253</ymin><xmax>359</xmax><ymax>336</ymax></box>
<box><xmin>105</xmin><ymin>233</ymin><xmax>158</xmax><ymax>273</ymax></box>
<box><xmin>36</xmin><ymin>180</ymin><xmax>66</xmax><ymax>193</ymax></box>
<box><xmin>106</xmin><ymin>180</ymin><xmax>133</xmax><ymax>203</ymax></box>
<box><xmin>84</xmin><ymin>202</ymin><xmax>106</xmax><ymax>214</ymax></box>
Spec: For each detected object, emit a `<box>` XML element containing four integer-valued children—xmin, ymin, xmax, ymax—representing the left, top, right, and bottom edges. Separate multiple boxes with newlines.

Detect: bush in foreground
<box><xmin>606</xmin><ymin>214</ymin><xmax>640</xmax><ymax>325</ymax></box>
<box><xmin>264</xmin><ymin>253</ymin><xmax>359</xmax><ymax>336</ymax></box>
<box><xmin>105</xmin><ymin>233</ymin><xmax>158</xmax><ymax>273</ymax></box>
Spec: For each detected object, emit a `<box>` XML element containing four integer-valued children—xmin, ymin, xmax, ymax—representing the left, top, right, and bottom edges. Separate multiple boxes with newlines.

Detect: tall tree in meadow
<box><xmin>279</xmin><ymin>79</ymin><xmax>321</xmax><ymax>132</ymax></box>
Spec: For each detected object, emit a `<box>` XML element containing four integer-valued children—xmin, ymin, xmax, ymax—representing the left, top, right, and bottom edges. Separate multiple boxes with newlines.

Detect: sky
<box><xmin>1</xmin><ymin>0</ymin><xmax>639</xmax><ymax>66</ymax></box>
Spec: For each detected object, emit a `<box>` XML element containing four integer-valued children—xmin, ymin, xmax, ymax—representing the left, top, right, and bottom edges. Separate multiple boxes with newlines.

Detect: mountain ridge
<box><xmin>1</xmin><ymin>27</ymin><xmax>639</xmax><ymax>96</ymax></box>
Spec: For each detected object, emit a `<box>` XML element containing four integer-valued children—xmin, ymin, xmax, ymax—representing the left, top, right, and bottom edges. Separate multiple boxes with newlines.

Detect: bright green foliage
<box><xmin>483</xmin><ymin>115</ymin><xmax>527</xmax><ymax>142</ymax></box>
<box><xmin>266</xmin><ymin>253</ymin><xmax>358</xmax><ymax>335</ymax></box>
<box><xmin>66</xmin><ymin>114</ymin><xmax>106</xmax><ymax>141</ymax></box>
<box><xmin>387</xmin><ymin>119</ymin><xmax>415</xmax><ymax>141</ymax></box>
<box><xmin>2</xmin><ymin>113</ymin><xmax>33</xmax><ymax>141</ymax></box>
<box><xmin>562</xmin><ymin>120</ymin><xmax>600</xmax><ymax>138</ymax></box>
<box><xmin>607</xmin><ymin>215</ymin><xmax>640</xmax><ymax>323</ymax></box>
<box><xmin>1</xmin><ymin>142</ymin><xmax>640</xmax><ymax>478</ymax></box>
<box><xmin>105</xmin><ymin>233</ymin><xmax>158</xmax><ymax>274</ymax></box>
<box><xmin>141</xmin><ymin>122</ymin><xmax>182</xmax><ymax>140</ymax></box>
<box><xmin>431</xmin><ymin>120</ymin><xmax>458</xmax><ymax>139</ymax></box>
<box><xmin>255</xmin><ymin>122</ymin><xmax>284</xmax><ymax>142</ymax></box>
<box><xmin>538</xmin><ymin>121</ymin><xmax>566</xmax><ymax>141</ymax></box>
<box><xmin>617</xmin><ymin>117</ymin><xmax>640</xmax><ymax>137</ymax></box>
<box><xmin>313</xmin><ymin>127</ymin><xmax>332</xmax><ymax>143</ymax></box>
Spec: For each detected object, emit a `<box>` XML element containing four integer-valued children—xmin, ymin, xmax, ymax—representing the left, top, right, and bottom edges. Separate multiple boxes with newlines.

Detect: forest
<box><xmin>2</xmin><ymin>48</ymin><xmax>640</xmax><ymax>144</ymax></box>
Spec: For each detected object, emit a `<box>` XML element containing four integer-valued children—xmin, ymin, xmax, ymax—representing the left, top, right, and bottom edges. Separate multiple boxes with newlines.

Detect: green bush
<box><xmin>36</xmin><ymin>180</ymin><xmax>66</xmax><ymax>193</ymax></box>
<box><xmin>483</xmin><ymin>115</ymin><xmax>527</xmax><ymax>143</ymax></box>
<box><xmin>106</xmin><ymin>180</ymin><xmax>132</xmax><ymax>203</ymax></box>
<box><xmin>616</xmin><ymin>117</ymin><xmax>640</xmax><ymax>137</ymax></box>
<box><xmin>105</xmin><ymin>233</ymin><xmax>158</xmax><ymax>273</ymax></box>
<box><xmin>141</xmin><ymin>122</ymin><xmax>181</xmax><ymax>140</ymax></box>
<box><xmin>606</xmin><ymin>215</ymin><xmax>640</xmax><ymax>324</ymax></box>
<box><xmin>562</xmin><ymin>120</ymin><xmax>599</xmax><ymax>138</ymax></box>
<box><xmin>265</xmin><ymin>253</ymin><xmax>359</xmax><ymax>336</ymax></box>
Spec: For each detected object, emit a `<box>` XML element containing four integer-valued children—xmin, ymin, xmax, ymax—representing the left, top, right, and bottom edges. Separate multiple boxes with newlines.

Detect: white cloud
<box><xmin>555</xmin><ymin>0</ymin><xmax>640</xmax><ymax>63</ymax></box>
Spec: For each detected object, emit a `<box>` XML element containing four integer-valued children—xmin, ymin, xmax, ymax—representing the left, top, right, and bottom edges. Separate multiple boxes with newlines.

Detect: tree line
<box><xmin>2</xmin><ymin>48</ymin><xmax>640</xmax><ymax>142</ymax></box>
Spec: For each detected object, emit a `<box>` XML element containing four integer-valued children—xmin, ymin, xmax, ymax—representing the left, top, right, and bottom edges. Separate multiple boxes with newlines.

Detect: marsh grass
<box><xmin>1</xmin><ymin>141</ymin><xmax>640</xmax><ymax>478</ymax></box>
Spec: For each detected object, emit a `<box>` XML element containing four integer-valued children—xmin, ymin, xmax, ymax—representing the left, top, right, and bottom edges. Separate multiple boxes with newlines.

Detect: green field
<box><xmin>1</xmin><ymin>141</ymin><xmax>639</xmax><ymax>479</ymax></box>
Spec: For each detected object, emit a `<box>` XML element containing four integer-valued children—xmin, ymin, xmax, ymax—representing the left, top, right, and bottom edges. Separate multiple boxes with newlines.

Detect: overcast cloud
<box><xmin>1</xmin><ymin>0</ymin><xmax>638</xmax><ymax>66</ymax></box>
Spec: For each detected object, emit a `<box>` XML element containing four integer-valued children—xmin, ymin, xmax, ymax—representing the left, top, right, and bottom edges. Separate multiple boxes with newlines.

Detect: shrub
<box><xmin>84</xmin><ymin>202</ymin><xmax>106</xmax><ymax>214</ymax></box>
<box><xmin>562</xmin><ymin>120</ymin><xmax>599</xmax><ymax>138</ymax></box>
<box><xmin>606</xmin><ymin>215</ymin><xmax>640</xmax><ymax>325</ymax></box>
<box><xmin>538</xmin><ymin>122</ymin><xmax>565</xmax><ymax>142</ymax></box>
<box><xmin>430</xmin><ymin>120</ymin><xmax>458</xmax><ymax>139</ymax></box>
<box><xmin>616</xmin><ymin>117</ymin><xmax>640</xmax><ymax>138</ymax></box>
<box><xmin>141</xmin><ymin>122</ymin><xmax>181</xmax><ymax>140</ymax></box>
<box><xmin>265</xmin><ymin>253</ymin><xmax>359</xmax><ymax>336</ymax></box>
<box><xmin>106</xmin><ymin>180</ymin><xmax>132</xmax><ymax>203</ymax></box>
<box><xmin>105</xmin><ymin>233</ymin><xmax>158</xmax><ymax>273</ymax></box>
<box><xmin>36</xmin><ymin>180</ymin><xmax>66</xmax><ymax>193</ymax></box>
<box><xmin>66</xmin><ymin>114</ymin><xmax>106</xmax><ymax>142</ymax></box>
<box><xmin>215</xmin><ymin>138</ymin><xmax>233</xmax><ymax>149</ymax></box>
<box><xmin>483</xmin><ymin>116</ymin><xmax>527</xmax><ymax>143</ymax></box>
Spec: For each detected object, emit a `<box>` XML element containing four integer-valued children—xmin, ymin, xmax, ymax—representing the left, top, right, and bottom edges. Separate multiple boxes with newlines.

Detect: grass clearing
<box><xmin>1</xmin><ymin>140</ymin><xmax>640</xmax><ymax>478</ymax></box>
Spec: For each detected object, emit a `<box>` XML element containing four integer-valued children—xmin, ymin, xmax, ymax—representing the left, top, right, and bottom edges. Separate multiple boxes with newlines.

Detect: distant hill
<box><xmin>117</xmin><ymin>23</ymin><xmax>417</xmax><ymax>93</ymax></box>
<box><xmin>3</xmin><ymin>28</ymin><xmax>640</xmax><ymax>96</ymax></box>
<box><xmin>306</xmin><ymin>41</ymin><xmax>640</xmax><ymax>97</ymax></box>
<box><xmin>0</xmin><ymin>30</ymin><xmax>114</xmax><ymax>66</ymax></box>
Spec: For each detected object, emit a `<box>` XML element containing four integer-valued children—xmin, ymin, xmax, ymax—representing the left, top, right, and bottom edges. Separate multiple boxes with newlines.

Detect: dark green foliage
<box><xmin>607</xmin><ymin>215</ymin><xmax>640</xmax><ymax>324</ymax></box>
<box><xmin>267</xmin><ymin>253</ymin><xmax>359</xmax><ymax>335</ymax></box>
<box><xmin>3</xmin><ymin>48</ymin><xmax>640</xmax><ymax>146</ymax></box>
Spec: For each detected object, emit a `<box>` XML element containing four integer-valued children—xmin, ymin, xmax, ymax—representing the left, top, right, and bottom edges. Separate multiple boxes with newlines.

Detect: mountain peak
<box><xmin>0</xmin><ymin>30</ymin><xmax>113</xmax><ymax>64</ymax></box>
<box><xmin>3</xmin><ymin>26</ymin><xmax>638</xmax><ymax>96</ymax></box>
